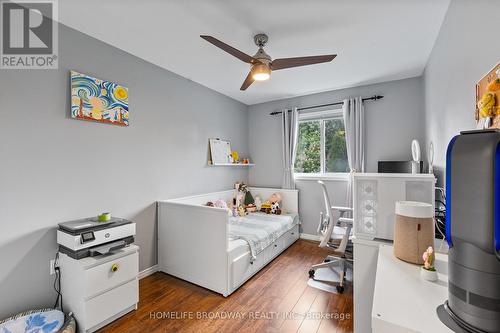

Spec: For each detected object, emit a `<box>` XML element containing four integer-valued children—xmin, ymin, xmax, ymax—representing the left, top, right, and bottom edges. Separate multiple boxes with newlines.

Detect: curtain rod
<box><xmin>269</xmin><ymin>95</ymin><xmax>384</xmax><ymax>115</ymax></box>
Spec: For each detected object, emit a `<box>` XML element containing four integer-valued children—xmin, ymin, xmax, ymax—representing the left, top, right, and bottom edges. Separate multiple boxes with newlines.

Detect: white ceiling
<box><xmin>59</xmin><ymin>0</ymin><xmax>450</xmax><ymax>105</ymax></box>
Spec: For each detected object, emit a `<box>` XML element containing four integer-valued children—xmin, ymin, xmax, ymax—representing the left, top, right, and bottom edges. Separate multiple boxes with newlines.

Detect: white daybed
<box><xmin>157</xmin><ymin>187</ymin><xmax>299</xmax><ymax>297</ymax></box>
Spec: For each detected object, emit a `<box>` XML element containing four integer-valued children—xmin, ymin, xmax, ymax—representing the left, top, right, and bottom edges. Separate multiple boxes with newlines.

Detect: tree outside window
<box><xmin>294</xmin><ymin>111</ymin><xmax>348</xmax><ymax>175</ymax></box>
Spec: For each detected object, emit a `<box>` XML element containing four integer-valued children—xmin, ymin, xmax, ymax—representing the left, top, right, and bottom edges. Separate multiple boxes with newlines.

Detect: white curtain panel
<box><xmin>281</xmin><ymin>107</ymin><xmax>299</xmax><ymax>189</ymax></box>
<box><xmin>342</xmin><ymin>97</ymin><xmax>365</xmax><ymax>210</ymax></box>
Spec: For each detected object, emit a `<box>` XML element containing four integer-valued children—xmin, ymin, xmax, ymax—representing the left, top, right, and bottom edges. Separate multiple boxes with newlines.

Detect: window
<box><xmin>294</xmin><ymin>109</ymin><xmax>349</xmax><ymax>176</ymax></box>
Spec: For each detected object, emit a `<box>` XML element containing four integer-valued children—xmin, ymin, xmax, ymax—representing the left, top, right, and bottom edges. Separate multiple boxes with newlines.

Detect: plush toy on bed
<box><xmin>237</xmin><ymin>183</ymin><xmax>257</xmax><ymax>212</ymax></box>
<box><xmin>271</xmin><ymin>202</ymin><xmax>281</xmax><ymax>215</ymax></box>
<box><xmin>237</xmin><ymin>205</ymin><xmax>247</xmax><ymax>217</ymax></box>
<box><xmin>246</xmin><ymin>203</ymin><xmax>257</xmax><ymax>212</ymax></box>
<box><xmin>260</xmin><ymin>193</ymin><xmax>282</xmax><ymax>215</ymax></box>
<box><xmin>254</xmin><ymin>196</ymin><xmax>262</xmax><ymax>211</ymax></box>
<box><xmin>214</xmin><ymin>199</ymin><xmax>228</xmax><ymax>209</ymax></box>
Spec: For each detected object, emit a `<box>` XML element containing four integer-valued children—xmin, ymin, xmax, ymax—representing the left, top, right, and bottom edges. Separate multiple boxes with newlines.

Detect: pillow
<box><xmin>0</xmin><ymin>308</ymin><xmax>65</xmax><ymax>333</ymax></box>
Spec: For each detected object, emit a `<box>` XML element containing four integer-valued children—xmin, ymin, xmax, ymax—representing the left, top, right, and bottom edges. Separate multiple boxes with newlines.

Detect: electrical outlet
<box><xmin>49</xmin><ymin>259</ymin><xmax>56</xmax><ymax>275</ymax></box>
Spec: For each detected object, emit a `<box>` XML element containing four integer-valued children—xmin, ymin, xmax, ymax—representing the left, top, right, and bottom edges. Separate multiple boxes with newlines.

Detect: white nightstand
<box><xmin>58</xmin><ymin>244</ymin><xmax>139</xmax><ymax>333</ymax></box>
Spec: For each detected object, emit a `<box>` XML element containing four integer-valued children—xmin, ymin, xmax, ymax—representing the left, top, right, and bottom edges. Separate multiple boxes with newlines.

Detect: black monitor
<box><xmin>378</xmin><ymin>161</ymin><xmax>423</xmax><ymax>173</ymax></box>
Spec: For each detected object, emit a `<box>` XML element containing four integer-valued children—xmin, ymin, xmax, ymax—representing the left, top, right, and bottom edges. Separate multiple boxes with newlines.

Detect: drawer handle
<box><xmin>291</xmin><ymin>232</ymin><xmax>295</xmax><ymax>235</ymax></box>
<box><xmin>111</xmin><ymin>263</ymin><xmax>119</xmax><ymax>273</ymax></box>
<box><xmin>274</xmin><ymin>244</ymin><xmax>278</xmax><ymax>248</ymax></box>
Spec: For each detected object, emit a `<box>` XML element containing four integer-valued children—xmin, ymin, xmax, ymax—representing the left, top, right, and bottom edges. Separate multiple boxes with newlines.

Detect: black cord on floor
<box><xmin>52</xmin><ymin>252</ymin><xmax>64</xmax><ymax>313</ymax></box>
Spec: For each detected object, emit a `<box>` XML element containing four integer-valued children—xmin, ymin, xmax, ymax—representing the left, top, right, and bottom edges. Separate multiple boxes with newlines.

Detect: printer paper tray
<box><xmin>59</xmin><ymin>236</ymin><xmax>135</xmax><ymax>260</ymax></box>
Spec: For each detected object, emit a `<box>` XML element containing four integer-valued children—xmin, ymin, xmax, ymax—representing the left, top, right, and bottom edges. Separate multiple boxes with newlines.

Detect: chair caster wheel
<box><xmin>308</xmin><ymin>269</ymin><xmax>315</xmax><ymax>278</ymax></box>
<box><xmin>336</xmin><ymin>285</ymin><xmax>344</xmax><ymax>293</ymax></box>
<box><xmin>324</xmin><ymin>258</ymin><xmax>331</xmax><ymax>262</ymax></box>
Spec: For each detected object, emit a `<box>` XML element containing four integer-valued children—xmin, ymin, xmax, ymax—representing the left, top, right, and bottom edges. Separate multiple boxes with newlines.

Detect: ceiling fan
<box><xmin>200</xmin><ymin>34</ymin><xmax>337</xmax><ymax>91</ymax></box>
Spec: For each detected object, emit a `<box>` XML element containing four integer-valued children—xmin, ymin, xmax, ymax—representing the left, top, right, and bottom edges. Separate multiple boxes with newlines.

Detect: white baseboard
<box><xmin>138</xmin><ymin>264</ymin><xmax>159</xmax><ymax>280</ymax></box>
<box><xmin>300</xmin><ymin>233</ymin><xmax>320</xmax><ymax>241</ymax></box>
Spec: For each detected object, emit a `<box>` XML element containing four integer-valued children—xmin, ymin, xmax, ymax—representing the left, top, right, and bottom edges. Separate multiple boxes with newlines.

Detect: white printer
<box><xmin>57</xmin><ymin>217</ymin><xmax>139</xmax><ymax>333</ymax></box>
<box><xmin>57</xmin><ymin>217</ymin><xmax>136</xmax><ymax>259</ymax></box>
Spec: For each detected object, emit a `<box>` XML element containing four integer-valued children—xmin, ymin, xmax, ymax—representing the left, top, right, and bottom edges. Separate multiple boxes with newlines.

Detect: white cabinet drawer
<box><xmin>231</xmin><ymin>252</ymin><xmax>254</xmax><ymax>289</ymax></box>
<box><xmin>84</xmin><ymin>251</ymin><xmax>138</xmax><ymax>298</ymax></box>
<box><xmin>288</xmin><ymin>225</ymin><xmax>299</xmax><ymax>244</ymax></box>
<box><xmin>85</xmin><ymin>279</ymin><xmax>138</xmax><ymax>330</ymax></box>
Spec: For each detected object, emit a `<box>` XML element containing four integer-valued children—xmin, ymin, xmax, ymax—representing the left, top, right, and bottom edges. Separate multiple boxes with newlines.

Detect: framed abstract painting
<box><xmin>71</xmin><ymin>71</ymin><xmax>129</xmax><ymax>126</ymax></box>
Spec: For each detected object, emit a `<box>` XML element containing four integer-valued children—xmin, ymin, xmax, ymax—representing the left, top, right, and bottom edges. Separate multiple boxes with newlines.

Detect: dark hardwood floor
<box><xmin>99</xmin><ymin>239</ymin><xmax>353</xmax><ymax>333</ymax></box>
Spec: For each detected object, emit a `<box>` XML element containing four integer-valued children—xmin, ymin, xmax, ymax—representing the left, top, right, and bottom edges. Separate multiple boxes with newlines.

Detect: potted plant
<box><xmin>421</xmin><ymin>246</ymin><xmax>438</xmax><ymax>281</ymax></box>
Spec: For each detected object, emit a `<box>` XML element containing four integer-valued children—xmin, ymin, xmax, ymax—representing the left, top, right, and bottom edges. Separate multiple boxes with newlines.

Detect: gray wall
<box><xmin>0</xmin><ymin>24</ymin><xmax>248</xmax><ymax>318</ymax></box>
<box><xmin>424</xmin><ymin>0</ymin><xmax>500</xmax><ymax>183</ymax></box>
<box><xmin>248</xmin><ymin>77</ymin><xmax>425</xmax><ymax>234</ymax></box>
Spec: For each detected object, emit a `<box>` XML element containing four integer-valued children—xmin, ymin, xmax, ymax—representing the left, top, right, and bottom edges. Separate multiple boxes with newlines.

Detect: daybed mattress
<box><xmin>227</xmin><ymin>213</ymin><xmax>299</xmax><ymax>260</ymax></box>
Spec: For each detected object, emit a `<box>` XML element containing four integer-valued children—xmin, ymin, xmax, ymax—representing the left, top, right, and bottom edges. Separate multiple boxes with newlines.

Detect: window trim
<box><xmin>294</xmin><ymin>172</ymin><xmax>349</xmax><ymax>181</ymax></box>
<box><xmin>294</xmin><ymin>108</ymin><xmax>349</xmax><ymax>179</ymax></box>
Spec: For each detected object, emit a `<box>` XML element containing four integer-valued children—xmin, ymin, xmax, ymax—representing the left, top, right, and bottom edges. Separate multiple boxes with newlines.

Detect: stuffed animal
<box><xmin>271</xmin><ymin>202</ymin><xmax>282</xmax><ymax>215</ymax></box>
<box><xmin>238</xmin><ymin>183</ymin><xmax>248</xmax><ymax>193</ymax></box>
<box><xmin>269</xmin><ymin>193</ymin><xmax>282</xmax><ymax>204</ymax></box>
<box><xmin>244</xmin><ymin>190</ymin><xmax>254</xmax><ymax>206</ymax></box>
<box><xmin>237</xmin><ymin>205</ymin><xmax>247</xmax><ymax>217</ymax></box>
<box><xmin>235</xmin><ymin>193</ymin><xmax>244</xmax><ymax>207</ymax></box>
<box><xmin>260</xmin><ymin>201</ymin><xmax>272</xmax><ymax>214</ymax></box>
<box><xmin>238</xmin><ymin>183</ymin><xmax>255</xmax><ymax>206</ymax></box>
<box><xmin>478</xmin><ymin>92</ymin><xmax>497</xmax><ymax>118</ymax></box>
<box><xmin>260</xmin><ymin>193</ymin><xmax>282</xmax><ymax>214</ymax></box>
<box><xmin>214</xmin><ymin>199</ymin><xmax>228</xmax><ymax>209</ymax></box>
<box><xmin>254</xmin><ymin>196</ymin><xmax>262</xmax><ymax>211</ymax></box>
<box><xmin>246</xmin><ymin>203</ymin><xmax>257</xmax><ymax>212</ymax></box>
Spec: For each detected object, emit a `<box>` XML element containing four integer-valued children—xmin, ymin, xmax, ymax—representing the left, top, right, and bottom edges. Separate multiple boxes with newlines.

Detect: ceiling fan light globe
<box><xmin>253</xmin><ymin>73</ymin><xmax>270</xmax><ymax>81</ymax></box>
<box><xmin>251</xmin><ymin>63</ymin><xmax>271</xmax><ymax>81</ymax></box>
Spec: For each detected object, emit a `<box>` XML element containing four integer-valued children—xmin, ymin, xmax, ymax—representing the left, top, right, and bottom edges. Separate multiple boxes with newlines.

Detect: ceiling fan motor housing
<box><xmin>253</xmin><ymin>48</ymin><xmax>271</xmax><ymax>64</ymax></box>
<box><xmin>254</xmin><ymin>33</ymin><xmax>268</xmax><ymax>47</ymax></box>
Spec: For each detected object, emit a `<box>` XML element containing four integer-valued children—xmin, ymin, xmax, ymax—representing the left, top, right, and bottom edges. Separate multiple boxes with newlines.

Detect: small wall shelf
<box><xmin>208</xmin><ymin>163</ymin><xmax>255</xmax><ymax>167</ymax></box>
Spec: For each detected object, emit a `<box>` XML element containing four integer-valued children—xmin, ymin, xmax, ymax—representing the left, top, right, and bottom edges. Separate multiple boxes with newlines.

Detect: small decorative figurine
<box><xmin>231</xmin><ymin>151</ymin><xmax>239</xmax><ymax>163</ymax></box>
<box><xmin>420</xmin><ymin>246</ymin><xmax>438</xmax><ymax>281</ymax></box>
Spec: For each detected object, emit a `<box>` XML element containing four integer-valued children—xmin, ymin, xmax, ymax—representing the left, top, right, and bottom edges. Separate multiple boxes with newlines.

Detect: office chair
<box><xmin>308</xmin><ymin>180</ymin><xmax>353</xmax><ymax>293</ymax></box>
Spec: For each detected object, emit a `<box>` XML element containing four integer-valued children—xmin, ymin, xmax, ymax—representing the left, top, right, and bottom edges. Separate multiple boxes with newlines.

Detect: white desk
<box><xmin>371</xmin><ymin>244</ymin><xmax>452</xmax><ymax>333</ymax></box>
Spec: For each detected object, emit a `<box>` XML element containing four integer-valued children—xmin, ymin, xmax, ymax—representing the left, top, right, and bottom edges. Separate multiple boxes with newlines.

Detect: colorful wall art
<box><xmin>71</xmin><ymin>71</ymin><xmax>129</xmax><ymax>126</ymax></box>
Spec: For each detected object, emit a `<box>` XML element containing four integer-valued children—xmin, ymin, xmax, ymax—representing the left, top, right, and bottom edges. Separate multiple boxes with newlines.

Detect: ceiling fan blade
<box><xmin>240</xmin><ymin>71</ymin><xmax>254</xmax><ymax>91</ymax></box>
<box><xmin>200</xmin><ymin>35</ymin><xmax>258</xmax><ymax>64</ymax></box>
<box><xmin>271</xmin><ymin>54</ymin><xmax>337</xmax><ymax>70</ymax></box>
